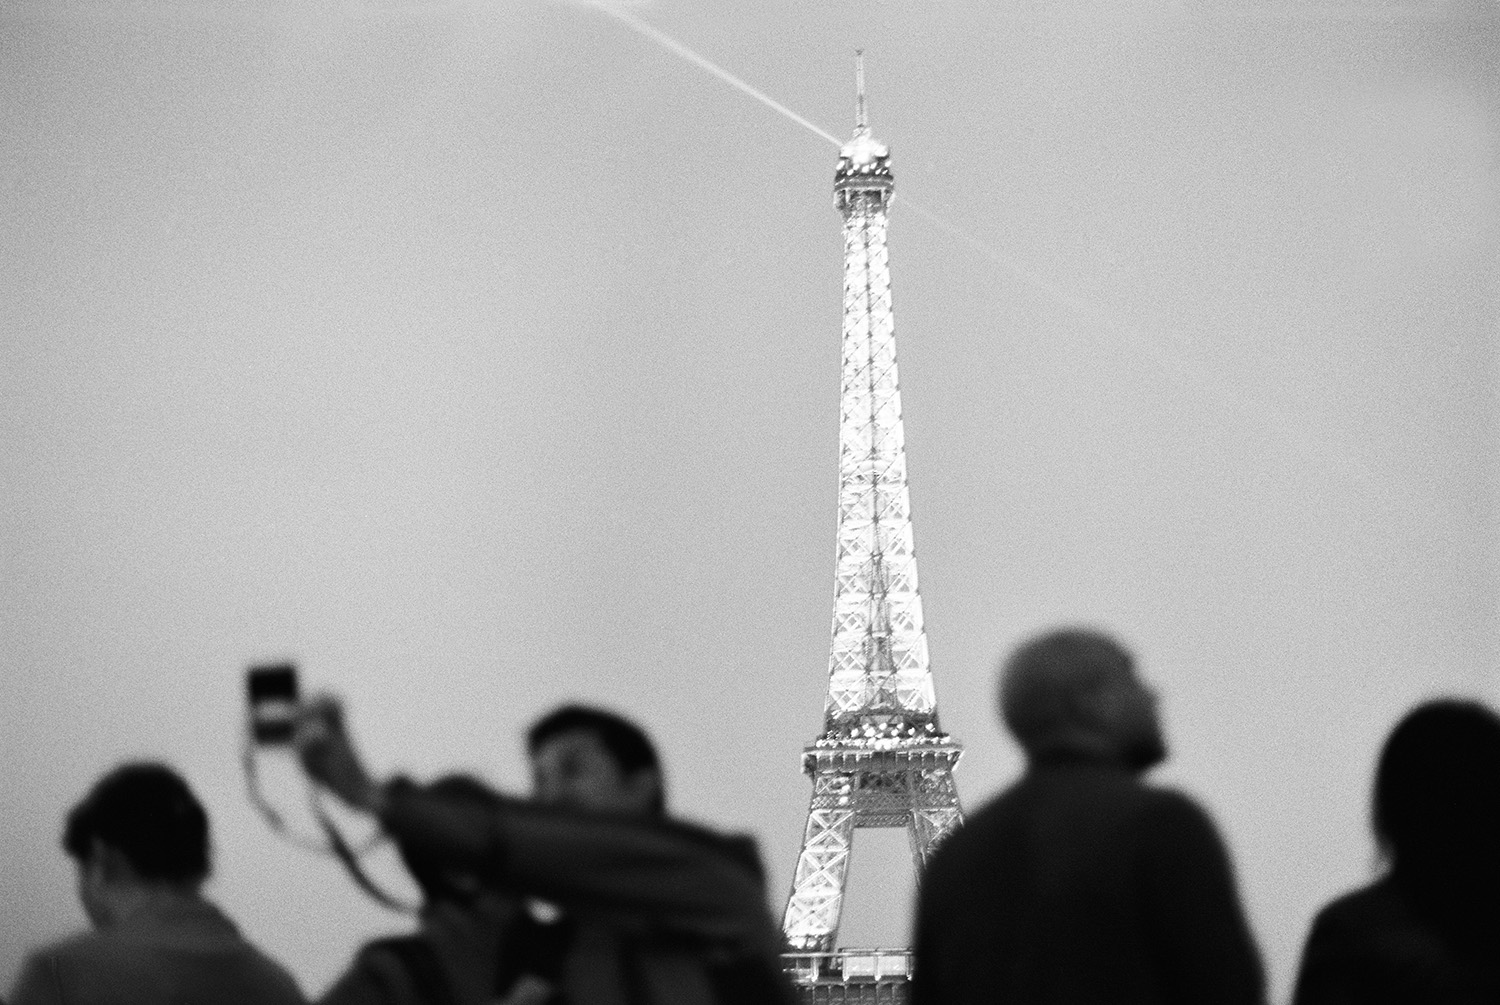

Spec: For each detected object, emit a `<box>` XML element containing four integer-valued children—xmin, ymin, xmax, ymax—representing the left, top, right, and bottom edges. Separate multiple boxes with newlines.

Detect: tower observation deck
<box><xmin>781</xmin><ymin>56</ymin><xmax>964</xmax><ymax>1004</ymax></box>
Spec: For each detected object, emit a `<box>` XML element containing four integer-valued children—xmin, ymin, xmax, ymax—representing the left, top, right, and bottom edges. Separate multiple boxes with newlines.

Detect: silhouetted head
<box><xmin>526</xmin><ymin>705</ymin><xmax>664</xmax><ymax>817</ymax></box>
<box><xmin>1373</xmin><ymin>699</ymin><xmax>1500</xmax><ymax>895</ymax></box>
<box><xmin>999</xmin><ymin>628</ymin><xmax>1167</xmax><ymax>772</ymax></box>
<box><xmin>399</xmin><ymin>773</ymin><xmax>504</xmax><ymax>907</ymax></box>
<box><xmin>63</xmin><ymin>763</ymin><xmax>211</xmax><ymax>927</ymax></box>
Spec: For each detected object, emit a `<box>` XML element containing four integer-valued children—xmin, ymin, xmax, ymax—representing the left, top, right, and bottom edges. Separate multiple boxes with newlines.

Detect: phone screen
<box><xmin>247</xmin><ymin>663</ymin><xmax>299</xmax><ymax>745</ymax></box>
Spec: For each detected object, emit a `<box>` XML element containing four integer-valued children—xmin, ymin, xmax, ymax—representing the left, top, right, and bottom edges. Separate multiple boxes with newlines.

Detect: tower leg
<box><xmin>907</xmin><ymin>768</ymin><xmax>962</xmax><ymax>874</ymax></box>
<box><xmin>782</xmin><ymin>785</ymin><xmax>857</xmax><ymax>952</ymax></box>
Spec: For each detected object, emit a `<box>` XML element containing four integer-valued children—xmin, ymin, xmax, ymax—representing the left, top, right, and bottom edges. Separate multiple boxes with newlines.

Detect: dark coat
<box><xmin>911</xmin><ymin>756</ymin><xmax>1264</xmax><ymax>1005</ymax></box>
<box><xmin>317</xmin><ymin>900</ymin><xmax>516</xmax><ymax>1005</ymax></box>
<box><xmin>1292</xmin><ymin>876</ymin><xmax>1500</xmax><ymax>1005</ymax></box>
<box><xmin>376</xmin><ymin>781</ymin><xmax>795</xmax><ymax>1005</ymax></box>
<box><xmin>8</xmin><ymin>897</ymin><xmax>306</xmax><ymax>1005</ymax></box>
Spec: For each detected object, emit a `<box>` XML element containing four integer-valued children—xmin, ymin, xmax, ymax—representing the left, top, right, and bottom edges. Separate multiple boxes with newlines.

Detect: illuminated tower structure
<box><xmin>781</xmin><ymin>58</ymin><xmax>963</xmax><ymax>1003</ymax></box>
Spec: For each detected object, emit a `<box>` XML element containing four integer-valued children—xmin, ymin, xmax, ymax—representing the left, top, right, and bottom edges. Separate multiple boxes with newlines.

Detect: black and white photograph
<box><xmin>3</xmin><ymin>0</ymin><xmax>1497</xmax><ymax>1002</ymax></box>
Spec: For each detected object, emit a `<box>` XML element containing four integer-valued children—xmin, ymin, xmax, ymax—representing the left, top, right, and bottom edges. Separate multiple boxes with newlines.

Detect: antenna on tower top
<box><xmin>854</xmin><ymin>50</ymin><xmax>868</xmax><ymax>135</ymax></box>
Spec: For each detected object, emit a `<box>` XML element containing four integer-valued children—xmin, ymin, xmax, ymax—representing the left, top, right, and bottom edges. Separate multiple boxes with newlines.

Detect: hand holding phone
<box><xmin>294</xmin><ymin>695</ymin><xmax>384</xmax><ymax>815</ymax></box>
<box><xmin>246</xmin><ymin>664</ymin><xmax>382</xmax><ymax>814</ymax></box>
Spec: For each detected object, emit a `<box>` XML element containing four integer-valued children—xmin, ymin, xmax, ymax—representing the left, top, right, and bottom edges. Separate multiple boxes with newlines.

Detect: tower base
<box><xmin>783</xmin><ymin>950</ymin><xmax>912</xmax><ymax>1005</ymax></box>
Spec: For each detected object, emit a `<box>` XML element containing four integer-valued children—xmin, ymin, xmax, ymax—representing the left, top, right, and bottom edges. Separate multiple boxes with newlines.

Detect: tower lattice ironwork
<box><xmin>782</xmin><ymin>57</ymin><xmax>963</xmax><ymax>961</ymax></box>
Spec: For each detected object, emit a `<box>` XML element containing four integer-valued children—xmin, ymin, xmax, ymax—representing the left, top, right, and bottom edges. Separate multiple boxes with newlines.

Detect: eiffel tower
<box><xmin>781</xmin><ymin>56</ymin><xmax>963</xmax><ymax>1003</ymax></box>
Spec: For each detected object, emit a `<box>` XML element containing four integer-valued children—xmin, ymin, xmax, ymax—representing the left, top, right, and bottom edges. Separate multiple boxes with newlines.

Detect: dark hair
<box><xmin>1374</xmin><ymin>699</ymin><xmax>1500</xmax><ymax>874</ymax></box>
<box><xmin>999</xmin><ymin>628</ymin><xmax>1136</xmax><ymax>753</ymax></box>
<box><xmin>526</xmin><ymin>705</ymin><xmax>661</xmax><ymax>777</ymax></box>
<box><xmin>527</xmin><ymin>704</ymin><xmax>664</xmax><ymax>814</ymax></box>
<box><xmin>399</xmin><ymin>774</ymin><xmax>503</xmax><ymax>904</ymax></box>
<box><xmin>63</xmin><ymin>762</ymin><xmax>210</xmax><ymax>884</ymax></box>
<box><xmin>1372</xmin><ymin>699</ymin><xmax>1500</xmax><ymax>945</ymax></box>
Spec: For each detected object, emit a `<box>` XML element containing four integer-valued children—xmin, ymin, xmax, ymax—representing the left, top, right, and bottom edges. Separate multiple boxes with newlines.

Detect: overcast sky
<box><xmin>2</xmin><ymin>0</ymin><xmax>1497</xmax><ymax>1000</ymax></box>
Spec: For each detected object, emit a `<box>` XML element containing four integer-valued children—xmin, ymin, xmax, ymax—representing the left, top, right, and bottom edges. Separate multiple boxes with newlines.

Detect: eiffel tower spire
<box><xmin>781</xmin><ymin>57</ymin><xmax>964</xmax><ymax>965</ymax></box>
<box><xmin>854</xmin><ymin>49</ymin><xmax>868</xmax><ymax>136</ymax></box>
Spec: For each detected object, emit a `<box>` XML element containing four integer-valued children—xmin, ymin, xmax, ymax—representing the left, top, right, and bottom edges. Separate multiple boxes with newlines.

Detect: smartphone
<box><xmin>246</xmin><ymin>663</ymin><xmax>299</xmax><ymax>745</ymax></box>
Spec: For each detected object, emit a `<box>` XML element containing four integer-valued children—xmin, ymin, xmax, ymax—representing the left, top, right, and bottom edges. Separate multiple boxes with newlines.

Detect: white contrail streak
<box><xmin>1205</xmin><ymin>2</ymin><xmax>1451</xmax><ymax>19</ymax></box>
<box><xmin>583</xmin><ymin>1</ymin><xmax>1389</xmax><ymax>501</ymax></box>
<box><xmin>897</xmin><ymin>196</ymin><xmax>1377</xmax><ymax>486</ymax></box>
<box><xmin>581</xmin><ymin>1</ymin><xmax>843</xmax><ymax>147</ymax></box>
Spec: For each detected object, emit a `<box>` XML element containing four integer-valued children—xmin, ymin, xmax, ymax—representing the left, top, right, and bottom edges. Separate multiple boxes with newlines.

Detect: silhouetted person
<box><xmin>1292</xmin><ymin>699</ymin><xmax>1500</xmax><ymax>1004</ymax></box>
<box><xmin>912</xmin><ymin>628</ymin><xmax>1265</xmax><ymax>1005</ymax></box>
<box><xmin>488</xmin><ymin>705</ymin><xmax>671</xmax><ymax>1003</ymax></box>
<box><xmin>294</xmin><ymin>698</ymin><xmax>794</xmax><ymax>1005</ymax></box>
<box><xmin>320</xmin><ymin>710</ymin><xmax>675</xmax><ymax>1005</ymax></box>
<box><xmin>8</xmin><ymin>762</ymin><xmax>305</xmax><ymax>1005</ymax></box>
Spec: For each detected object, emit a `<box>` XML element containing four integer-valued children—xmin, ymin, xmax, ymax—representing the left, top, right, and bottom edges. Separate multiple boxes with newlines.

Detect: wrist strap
<box><xmin>312</xmin><ymin>787</ymin><xmax>416</xmax><ymax>915</ymax></box>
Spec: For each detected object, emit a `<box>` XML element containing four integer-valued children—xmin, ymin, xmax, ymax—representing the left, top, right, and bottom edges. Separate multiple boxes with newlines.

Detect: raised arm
<box><xmin>293</xmin><ymin>697</ymin><xmax>780</xmax><ymax>952</ymax></box>
<box><xmin>379</xmin><ymin>780</ymin><xmax>779</xmax><ymax>951</ymax></box>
